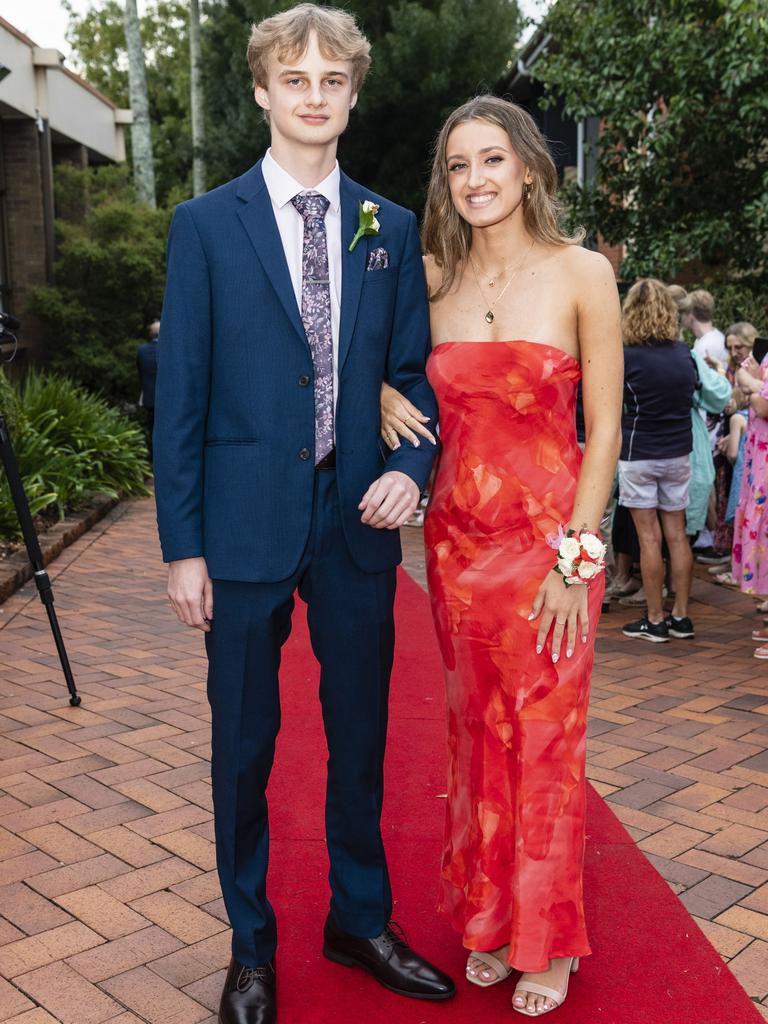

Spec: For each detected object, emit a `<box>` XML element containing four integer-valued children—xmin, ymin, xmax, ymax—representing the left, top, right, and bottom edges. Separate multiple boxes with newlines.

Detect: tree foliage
<box><xmin>28</xmin><ymin>166</ymin><xmax>170</xmax><ymax>406</ymax></box>
<box><xmin>534</xmin><ymin>0</ymin><xmax>768</xmax><ymax>292</ymax></box>
<box><xmin>64</xmin><ymin>0</ymin><xmax>192</xmax><ymax>205</ymax></box>
<box><xmin>67</xmin><ymin>0</ymin><xmax>522</xmax><ymax>211</ymax></box>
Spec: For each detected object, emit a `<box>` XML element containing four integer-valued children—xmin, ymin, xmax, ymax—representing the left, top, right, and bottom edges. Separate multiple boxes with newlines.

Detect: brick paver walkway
<box><xmin>0</xmin><ymin>498</ymin><xmax>766</xmax><ymax>1021</ymax></box>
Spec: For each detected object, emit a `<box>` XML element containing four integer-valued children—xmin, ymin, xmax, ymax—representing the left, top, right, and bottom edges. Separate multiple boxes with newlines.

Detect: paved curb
<box><xmin>0</xmin><ymin>494</ymin><xmax>119</xmax><ymax>605</ymax></box>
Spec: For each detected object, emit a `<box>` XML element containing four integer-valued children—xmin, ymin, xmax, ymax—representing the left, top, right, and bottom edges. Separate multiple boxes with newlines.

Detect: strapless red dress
<box><xmin>425</xmin><ymin>340</ymin><xmax>603</xmax><ymax>972</ymax></box>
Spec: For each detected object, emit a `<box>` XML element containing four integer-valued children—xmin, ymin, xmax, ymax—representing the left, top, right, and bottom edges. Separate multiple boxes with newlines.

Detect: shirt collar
<box><xmin>262</xmin><ymin>148</ymin><xmax>341</xmax><ymax>213</ymax></box>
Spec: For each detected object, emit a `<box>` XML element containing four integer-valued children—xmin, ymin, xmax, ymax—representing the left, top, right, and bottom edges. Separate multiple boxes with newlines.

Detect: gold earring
<box><xmin>523</xmin><ymin>181</ymin><xmax>533</xmax><ymax>202</ymax></box>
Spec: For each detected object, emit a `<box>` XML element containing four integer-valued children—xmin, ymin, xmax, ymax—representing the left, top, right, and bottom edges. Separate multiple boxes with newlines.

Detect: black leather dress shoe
<box><xmin>323</xmin><ymin>914</ymin><xmax>455</xmax><ymax>1001</ymax></box>
<box><xmin>218</xmin><ymin>958</ymin><xmax>276</xmax><ymax>1024</ymax></box>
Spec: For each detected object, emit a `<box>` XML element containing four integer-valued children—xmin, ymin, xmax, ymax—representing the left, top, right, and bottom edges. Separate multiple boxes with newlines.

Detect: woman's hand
<box><xmin>529</xmin><ymin>569</ymin><xmax>590</xmax><ymax>662</ymax></box>
<box><xmin>380</xmin><ymin>382</ymin><xmax>436</xmax><ymax>450</ymax></box>
<box><xmin>736</xmin><ymin>366</ymin><xmax>762</xmax><ymax>393</ymax></box>
<box><xmin>705</xmin><ymin>354</ymin><xmax>725</xmax><ymax>374</ymax></box>
<box><xmin>741</xmin><ymin>354</ymin><xmax>763</xmax><ymax>380</ymax></box>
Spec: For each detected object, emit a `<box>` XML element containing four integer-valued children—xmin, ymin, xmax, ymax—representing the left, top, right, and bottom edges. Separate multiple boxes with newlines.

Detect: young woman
<box><xmin>381</xmin><ymin>96</ymin><xmax>622</xmax><ymax>1015</ymax></box>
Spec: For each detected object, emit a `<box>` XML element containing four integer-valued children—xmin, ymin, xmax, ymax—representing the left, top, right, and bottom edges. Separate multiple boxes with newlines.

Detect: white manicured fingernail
<box><xmin>528</xmin><ymin>612</ymin><xmax>535</xmax><ymax>620</ymax></box>
<box><xmin>552</xmin><ymin>653</ymin><xmax>559</xmax><ymax>663</ymax></box>
<box><xmin>536</xmin><ymin>644</ymin><xmax>542</xmax><ymax>654</ymax></box>
<box><xmin>567</xmin><ymin>648</ymin><xmax>573</xmax><ymax>658</ymax></box>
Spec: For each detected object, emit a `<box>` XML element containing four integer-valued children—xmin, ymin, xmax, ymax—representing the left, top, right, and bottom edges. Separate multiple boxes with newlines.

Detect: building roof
<box><xmin>0</xmin><ymin>15</ymin><xmax>130</xmax><ymax>163</ymax></box>
<box><xmin>0</xmin><ymin>15</ymin><xmax>118</xmax><ymax>110</ymax></box>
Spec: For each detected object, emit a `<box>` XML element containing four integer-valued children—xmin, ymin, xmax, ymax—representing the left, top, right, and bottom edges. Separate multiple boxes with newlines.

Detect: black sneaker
<box><xmin>622</xmin><ymin>617</ymin><xmax>670</xmax><ymax>643</ymax></box>
<box><xmin>665</xmin><ymin>614</ymin><xmax>695</xmax><ymax>638</ymax></box>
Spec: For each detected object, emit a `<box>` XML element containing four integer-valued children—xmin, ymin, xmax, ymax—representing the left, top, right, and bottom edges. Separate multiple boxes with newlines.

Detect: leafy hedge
<box><xmin>28</xmin><ymin>165</ymin><xmax>170</xmax><ymax>408</ymax></box>
<box><xmin>0</xmin><ymin>371</ymin><xmax>150</xmax><ymax>540</ymax></box>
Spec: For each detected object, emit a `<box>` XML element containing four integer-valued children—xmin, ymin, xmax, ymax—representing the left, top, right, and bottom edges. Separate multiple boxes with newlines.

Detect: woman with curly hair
<box><xmin>618</xmin><ymin>279</ymin><xmax>698</xmax><ymax>642</ymax></box>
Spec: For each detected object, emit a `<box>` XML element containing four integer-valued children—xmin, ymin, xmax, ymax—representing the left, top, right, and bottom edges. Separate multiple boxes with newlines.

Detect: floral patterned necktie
<box><xmin>291</xmin><ymin>191</ymin><xmax>334</xmax><ymax>464</ymax></box>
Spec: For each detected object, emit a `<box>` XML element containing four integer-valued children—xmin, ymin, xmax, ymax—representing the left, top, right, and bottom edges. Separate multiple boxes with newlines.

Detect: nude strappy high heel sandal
<box><xmin>512</xmin><ymin>957</ymin><xmax>580</xmax><ymax>1015</ymax></box>
<box><xmin>465</xmin><ymin>949</ymin><xmax>514</xmax><ymax>987</ymax></box>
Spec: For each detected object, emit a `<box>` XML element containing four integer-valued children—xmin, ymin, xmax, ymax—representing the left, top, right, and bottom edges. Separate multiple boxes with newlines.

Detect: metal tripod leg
<box><xmin>0</xmin><ymin>414</ymin><xmax>81</xmax><ymax>706</ymax></box>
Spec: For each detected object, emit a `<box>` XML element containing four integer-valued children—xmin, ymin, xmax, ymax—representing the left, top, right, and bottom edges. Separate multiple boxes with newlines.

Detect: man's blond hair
<box><xmin>247</xmin><ymin>3</ymin><xmax>371</xmax><ymax>94</ymax></box>
<box><xmin>687</xmin><ymin>288</ymin><xmax>716</xmax><ymax>323</ymax></box>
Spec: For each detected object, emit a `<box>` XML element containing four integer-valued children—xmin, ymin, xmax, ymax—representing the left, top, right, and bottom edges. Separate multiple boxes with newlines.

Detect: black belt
<box><xmin>315</xmin><ymin>448</ymin><xmax>336</xmax><ymax>470</ymax></box>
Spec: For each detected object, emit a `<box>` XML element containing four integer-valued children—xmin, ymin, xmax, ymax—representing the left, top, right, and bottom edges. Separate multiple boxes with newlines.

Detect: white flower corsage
<box><xmin>348</xmin><ymin>200</ymin><xmax>381</xmax><ymax>252</ymax></box>
<box><xmin>546</xmin><ymin>525</ymin><xmax>607</xmax><ymax>587</ymax></box>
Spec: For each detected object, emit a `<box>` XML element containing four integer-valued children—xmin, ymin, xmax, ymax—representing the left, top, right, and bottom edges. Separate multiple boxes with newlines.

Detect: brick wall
<box><xmin>1</xmin><ymin>118</ymin><xmax>49</xmax><ymax>345</ymax></box>
<box><xmin>597</xmin><ymin>235</ymin><xmax>624</xmax><ymax>280</ymax></box>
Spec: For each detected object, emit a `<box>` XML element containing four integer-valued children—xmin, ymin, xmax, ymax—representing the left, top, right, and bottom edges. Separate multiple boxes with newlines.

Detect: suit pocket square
<box><xmin>366</xmin><ymin>247</ymin><xmax>390</xmax><ymax>271</ymax></box>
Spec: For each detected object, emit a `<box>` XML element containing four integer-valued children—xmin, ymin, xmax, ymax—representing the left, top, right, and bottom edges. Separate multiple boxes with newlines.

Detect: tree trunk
<box><xmin>189</xmin><ymin>0</ymin><xmax>206</xmax><ymax>196</ymax></box>
<box><xmin>123</xmin><ymin>0</ymin><xmax>156</xmax><ymax>208</ymax></box>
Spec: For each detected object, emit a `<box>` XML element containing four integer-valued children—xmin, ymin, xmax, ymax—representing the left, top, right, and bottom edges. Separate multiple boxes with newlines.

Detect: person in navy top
<box><xmin>618</xmin><ymin>279</ymin><xmax>697</xmax><ymax>644</ymax></box>
<box><xmin>136</xmin><ymin>318</ymin><xmax>160</xmax><ymax>445</ymax></box>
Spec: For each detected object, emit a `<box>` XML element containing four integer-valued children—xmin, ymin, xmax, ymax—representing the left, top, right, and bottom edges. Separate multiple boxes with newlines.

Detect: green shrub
<box><xmin>0</xmin><ymin>368</ymin><xmax>19</xmax><ymax>432</ymax></box>
<box><xmin>28</xmin><ymin>166</ymin><xmax>171</xmax><ymax>407</ymax></box>
<box><xmin>0</xmin><ymin>371</ymin><xmax>150</xmax><ymax>540</ymax></box>
<box><xmin>705</xmin><ymin>282</ymin><xmax>767</xmax><ymax>335</ymax></box>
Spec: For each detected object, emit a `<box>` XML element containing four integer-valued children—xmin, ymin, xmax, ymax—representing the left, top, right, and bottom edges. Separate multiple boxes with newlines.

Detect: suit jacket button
<box><xmin>299</xmin><ymin>448</ymin><xmax>310</xmax><ymax>461</ymax></box>
<box><xmin>298</xmin><ymin>375</ymin><xmax>310</xmax><ymax>386</ymax></box>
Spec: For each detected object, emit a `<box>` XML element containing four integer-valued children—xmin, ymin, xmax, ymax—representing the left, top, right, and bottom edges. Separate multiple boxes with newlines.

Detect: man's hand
<box><xmin>167</xmin><ymin>557</ymin><xmax>213</xmax><ymax>631</ymax></box>
<box><xmin>359</xmin><ymin>471</ymin><xmax>420</xmax><ymax>530</ymax></box>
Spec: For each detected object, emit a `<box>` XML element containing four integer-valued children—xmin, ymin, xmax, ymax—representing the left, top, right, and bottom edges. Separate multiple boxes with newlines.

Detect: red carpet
<box><xmin>267</xmin><ymin>569</ymin><xmax>761</xmax><ymax>1023</ymax></box>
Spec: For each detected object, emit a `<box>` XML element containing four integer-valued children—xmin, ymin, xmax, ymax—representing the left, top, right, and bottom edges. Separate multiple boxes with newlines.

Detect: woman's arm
<box><xmin>737</xmin><ymin>366</ymin><xmax>764</xmax><ymax>395</ymax></box>
<box><xmin>751</xmin><ymin>393</ymin><xmax>768</xmax><ymax>418</ymax></box>
<box><xmin>530</xmin><ymin>249</ymin><xmax>623</xmax><ymax>663</ymax></box>
<box><xmin>569</xmin><ymin>251</ymin><xmax>624</xmax><ymax>532</ymax></box>
<box><xmin>725</xmin><ymin>414</ymin><xmax>747</xmax><ymax>462</ymax></box>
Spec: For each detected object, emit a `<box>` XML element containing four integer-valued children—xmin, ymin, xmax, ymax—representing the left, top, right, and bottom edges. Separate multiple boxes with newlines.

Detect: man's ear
<box><xmin>254</xmin><ymin>85</ymin><xmax>270</xmax><ymax>113</ymax></box>
<box><xmin>349</xmin><ymin>91</ymin><xmax>358</xmax><ymax>111</ymax></box>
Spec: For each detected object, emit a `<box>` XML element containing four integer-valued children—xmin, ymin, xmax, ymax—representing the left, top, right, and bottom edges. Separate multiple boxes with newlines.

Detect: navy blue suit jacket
<box><xmin>153</xmin><ymin>160</ymin><xmax>438</xmax><ymax>581</ymax></box>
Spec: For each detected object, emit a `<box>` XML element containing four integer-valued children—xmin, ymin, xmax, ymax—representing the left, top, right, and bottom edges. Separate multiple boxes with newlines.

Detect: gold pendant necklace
<box><xmin>470</xmin><ymin>240</ymin><xmax>535</xmax><ymax>324</ymax></box>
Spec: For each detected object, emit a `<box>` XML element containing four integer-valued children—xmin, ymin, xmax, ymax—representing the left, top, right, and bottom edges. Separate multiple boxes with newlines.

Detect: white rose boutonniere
<box><xmin>348</xmin><ymin>200</ymin><xmax>381</xmax><ymax>252</ymax></box>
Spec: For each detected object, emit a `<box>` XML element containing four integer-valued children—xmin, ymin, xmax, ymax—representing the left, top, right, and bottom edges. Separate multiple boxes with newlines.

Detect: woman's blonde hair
<box><xmin>422</xmin><ymin>95</ymin><xmax>584</xmax><ymax>300</ymax></box>
<box><xmin>622</xmin><ymin>279</ymin><xmax>680</xmax><ymax>346</ymax></box>
<box><xmin>725</xmin><ymin>321</ymin><xmax>758</xmax><ymax>349</ymax></box>
<box><xmin>247</xmin><ymin>3</ymin><xmax>371</xmax><ymax>94</ymax></box>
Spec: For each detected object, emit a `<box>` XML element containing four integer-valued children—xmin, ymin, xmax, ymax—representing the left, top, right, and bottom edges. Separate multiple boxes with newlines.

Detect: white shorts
<box><xmin>618</xmin><ymin>455</ymin><xmax>691</xmax><ymax>512</ymax></box>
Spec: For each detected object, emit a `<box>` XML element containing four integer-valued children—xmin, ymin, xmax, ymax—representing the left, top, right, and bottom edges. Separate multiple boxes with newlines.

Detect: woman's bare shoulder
<box><xmin>560</xmin><ymin>244</ymin><xmax>617</xmax><ymax>287</ymax></box>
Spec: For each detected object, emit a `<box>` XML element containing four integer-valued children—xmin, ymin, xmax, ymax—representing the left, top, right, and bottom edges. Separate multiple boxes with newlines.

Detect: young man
<box><xmin>682</xmin><ymin>288</ymin><xmax>727</xmax><ymax>364</ymax></box>
<box><xmin>153</xmin><ymin>5</ymin><xmax>452</xmax><ymax>1022</ymax></box>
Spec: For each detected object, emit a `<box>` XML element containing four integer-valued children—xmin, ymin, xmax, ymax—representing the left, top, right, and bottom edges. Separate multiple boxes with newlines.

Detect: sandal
<box><xmin>512</xmin><ymin>957</ymin><xmax>580</xmax><ymax>1016</ymax></box>
<box><xmin>713</xmin><ymin>572</ymin><xmax>737</xmax><ymax>586</ymax></box>
<box><xmin>608</xmin><ymin>579</ymin><xmax>641</xmax><ymax>599</ymax></box>
<box><xmin>466</xmin><ymin>949</ymin><xmax>513</xmax><ymax>988</ymax></box>
<box><xmin>752</xmin><ymin>629</ymin><xmax>768</xmax><ymax>642</ymax></box>
<box><xmin>754</xmin><ymin>644</ymin><xmax>768</xmax><ymax>660</ymax></box>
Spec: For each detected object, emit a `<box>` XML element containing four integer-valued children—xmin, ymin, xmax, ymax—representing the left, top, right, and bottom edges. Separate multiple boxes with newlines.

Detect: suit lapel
<box><xmin>339</xmin><ymin>173</ymin><xmax>366</xmax><ymax>373</ymax></box>
<box><xmin>236</xmin><ymin>161</ymin><xmax>308</xmax><ymax>350</ymax></box>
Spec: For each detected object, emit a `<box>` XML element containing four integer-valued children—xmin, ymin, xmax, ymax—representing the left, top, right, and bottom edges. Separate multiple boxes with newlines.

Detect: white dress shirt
<box><xmin>261</xmin><ymin>149</ymin><xmax>342</xmax><ymax>413</ymax></box>
<box><xmin>693</xmin><ymin>327</ymin><xmax>727</xmax><ymax>365</ymax></box>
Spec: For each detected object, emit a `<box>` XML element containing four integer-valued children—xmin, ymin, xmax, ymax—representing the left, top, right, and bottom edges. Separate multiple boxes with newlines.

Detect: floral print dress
<box><xmin>425</xmin><ymin>341</ymin><xmax>603</xmax><ymax>971</ymax></box>
<box><xmin>732</xmin><ymin>377</ymin><xmax>768</xmax><ymax>594</ymax></box>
